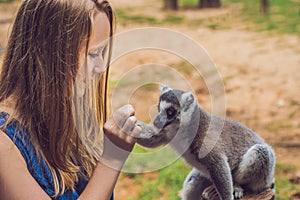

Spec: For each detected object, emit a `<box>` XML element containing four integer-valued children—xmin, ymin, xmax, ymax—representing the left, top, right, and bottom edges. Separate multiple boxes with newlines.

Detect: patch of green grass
<box><xmin>115</xmin><ymin>9</ymin><xmax>158</xmax><ymax>25</ymax></box>
<box><xmin>274</xmin><ymin>163</ymin><xmax>300</xmax><ymax>199</ymax></box>
<box><xmin>109</xmin><ymin>75</ymin><xmax>139</xmax><ymax>89</ymax></box>
<box><xmin>275</xmin><ymin>177</ymin><xmax>300</xmax><ymax>199</ymax></box>
<box><xmin>265</xmin><ymin>119</ymin><xmax>293</xmax><ymax>133</ymax></box>
<box><xmin>122</xmin><ymin>172</ymin><xmax>138</xmax><ymax>179</ymax></box>
<box><xmin>172</xmin><ymin>61</ymin><xmax>195</xmax><ymax>76</ymax></box>
<box><xmin>140</xmin><ymin>83</ymin><xmax>157</xmax><ymax>92</ymax></box>
<box><xmin>188</xmin><ymin>18</ymin><xmax>204</xmax><ymax>26</ymax></box>
<box><xmin>122</xmin><ymin>145</ymin><xmax>192</xmax><ymax>200</ymax></box>
<box><xmin>226</xmin><ymin>0</ymin><xmax>300</xmax><ymax>36</ymax></box>
<box><xmin>116</xmin><ymin>8</ymin><xmax>186</xmax><ymax>25</ymax></box>
<box><xmin>0</xmin><ymin>0</ymin><xmax>16</xmax><ymax>2</ymax></box>
<box><xmin>164</xmin><ymin>15</ymin><xmax>185</xmax><ymax>24</ymax></box>
<box><xmin>136</xmin><ymin>182</ymin><xmax>164</xmax><ymax>200</ymax></box>
<box><xmin>109</xmin><ymin>79</ymin><xmax>119</xmax><ymax>89</ymax></box>
<box><xmin>276</xmin><ymin>162</ymin><xmax>297</xmax><ymax>176</ymax></box>
<box><xmin>207</xmin><ymin>23</ymin><xmax>218</xmax><ymax>30</ymax></box>
<box><xmin>114</xmin><ymin>4</ymin><xmax>230</xmax><ymax>30</ymax></box>
<box><xmin>123</xmin><ymin>145</ymin><xmax>179</xmax><ymax>173</ymax></box>
<box><xmin>180</xmin><ymin>0</ymin><xmax>198</xmax><ymax>8</ymax></box>
<box><xmin>134</xmin><ymin>159</ymin><xmax>191</xmax><ymax>200</ymax></box>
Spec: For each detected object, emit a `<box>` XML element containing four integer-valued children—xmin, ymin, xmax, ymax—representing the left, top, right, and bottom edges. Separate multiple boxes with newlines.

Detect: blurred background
<box><xmin>1</xmin><ymin>0</ymin><xmax>300</xmax><ymax>199</ymax></box>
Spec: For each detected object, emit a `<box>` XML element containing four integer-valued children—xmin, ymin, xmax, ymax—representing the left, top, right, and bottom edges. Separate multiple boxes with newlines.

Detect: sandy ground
<box><xmin>0</xmin><ymin>1</ymin><xmax>300</xmax><ymax>199</ymax></box>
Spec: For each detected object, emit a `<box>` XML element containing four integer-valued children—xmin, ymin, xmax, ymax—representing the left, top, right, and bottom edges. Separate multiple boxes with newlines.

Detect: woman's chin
<box><xmin>74</xmin><ymin>81</ymin><xmax>86</xmax><ymax>98</ymax></box>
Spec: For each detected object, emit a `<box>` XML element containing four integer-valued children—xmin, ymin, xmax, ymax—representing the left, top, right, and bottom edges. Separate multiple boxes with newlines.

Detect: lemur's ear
<box><xmin>159</xmin><ymin>85</ymin><xmax>172</xmax><ymax>94</ymax></box>
<box><xmin>181</xmin><ymin>92</ymin><xmax>195</xmax><ymax>108</ymax></box>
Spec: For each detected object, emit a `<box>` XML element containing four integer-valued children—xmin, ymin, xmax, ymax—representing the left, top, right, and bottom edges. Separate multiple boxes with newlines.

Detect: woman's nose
<box><xmin>93</xmin><ymin>65</ymin><xmax>104</xmax><ymax>74</ymax></box>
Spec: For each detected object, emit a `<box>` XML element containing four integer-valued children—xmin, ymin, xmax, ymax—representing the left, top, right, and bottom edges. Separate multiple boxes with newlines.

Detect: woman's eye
<box><xmin>88</xmin><ymin>52</ymin><xmax>99</xmax><ymax>58</ymax></box>
<box><xmin>88</xmin><ymin>53</ymin><xmax>98</xmax><ymax>58</ymax></box>
<box><xmin>89</xmin><ymin>46</ymin><xmax>107</xmax><ymax>59</ymax></box>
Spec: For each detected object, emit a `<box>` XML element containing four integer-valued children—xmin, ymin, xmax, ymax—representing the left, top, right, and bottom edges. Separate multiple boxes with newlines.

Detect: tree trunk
<box><xmin>199</xmin><ymin>0</ymin><xmax>221</xmax><ymax>8</ymax></box>
<box><xmin>261</xmin><ymin>0</ymin><xmax>269</xmax><ymax>15</ymax></box>
<box><xmin>202</xmin><ymin>185</ymin><xmax>275</xmax><ymax>200</ymax></box>
<box><xmin>163</xmin><ymin>0</ymin><xmax>178</xmax><ymax>10</ymax></box>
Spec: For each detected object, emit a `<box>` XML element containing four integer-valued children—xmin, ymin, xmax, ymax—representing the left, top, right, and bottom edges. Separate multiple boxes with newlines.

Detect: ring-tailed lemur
<box><xmin>136</xmin><ymin>86</ymin><xmax>275</xmax><ymax>200</ymax></box>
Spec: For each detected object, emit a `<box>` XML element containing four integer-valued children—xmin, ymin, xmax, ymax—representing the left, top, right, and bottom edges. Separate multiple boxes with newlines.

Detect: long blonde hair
<box><xmin>0</xmin><ymin>0</ymin><xmax>113</xmax><ymax>196</ymax></box>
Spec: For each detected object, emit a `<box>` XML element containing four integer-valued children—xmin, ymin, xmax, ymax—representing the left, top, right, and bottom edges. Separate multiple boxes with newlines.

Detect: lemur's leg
<box><xmin>182</xmin><ymin>168</ymin><xmax>212</xmax><ymax>200</ymax></box>
<box><xmin>204</xmin><ymin>156</ymin><xmax>234</xmax><ymax>200</ymax></box>
<box><xmin>233</xmin><ymin>144</ymin><xmax>276</xmax><ymax>193</ymax></box>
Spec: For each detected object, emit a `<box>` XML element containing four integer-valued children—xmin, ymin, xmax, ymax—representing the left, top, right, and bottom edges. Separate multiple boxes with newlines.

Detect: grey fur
<box><xmin>136</xmin><ymin>86</ymin><xmax>275</xmax><ymax>200</ymax></box>
<box><xmin>182</xmin><ymin>169</ymin><xmax>211</xmax><ymax>200</ymax></box>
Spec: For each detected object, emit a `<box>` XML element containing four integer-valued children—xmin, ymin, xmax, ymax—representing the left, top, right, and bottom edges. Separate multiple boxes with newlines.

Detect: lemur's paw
<box><xmin>233</xmin><ymin>186</ymin><xmax>244</xmax><ymax>199</ymax></box>
<box><xmin>202</xmin><ymin>185</ymin><xmax>219</xmax><ymax>200</ymax></box>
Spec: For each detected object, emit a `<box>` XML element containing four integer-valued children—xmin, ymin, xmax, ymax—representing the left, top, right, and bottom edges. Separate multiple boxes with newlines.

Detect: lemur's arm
<box><xmin>135</xmin><ymin>121</ymin><xmax>157</xmax><ymax>138</ymax></box>
<box><xmin>136</xmin><ymin>121</ymin><xmax>166</xmax><ymax>148</ymax></box>
<box><xmin>203</xmin><ymin>155</ymin><xmax>234</xmax><ymax>200</ymax></box>
<box><xmin>182</xmin><ymin>168</ymin><xmax>212</xmax><ymax>200</ymax></box>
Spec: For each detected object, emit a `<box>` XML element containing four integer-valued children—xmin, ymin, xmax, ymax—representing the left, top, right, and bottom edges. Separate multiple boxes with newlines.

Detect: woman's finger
<box><xmin>122</xmin><ymin>116</ymin><xmax>137</xmax><ymax>135</ymax></box>
<box><xmin>112</xmin><ymin>105</ymin><xmax>135</xmax><ymax>129</ymax></box>
<box><xmin>131</xmin><ymin>125</ymin><xmax>142</xmax><ymax>138</ymax></box>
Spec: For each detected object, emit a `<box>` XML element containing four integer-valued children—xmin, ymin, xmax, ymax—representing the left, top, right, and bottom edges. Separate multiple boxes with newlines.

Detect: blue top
<box><xmin>0</xmin><ymin>111</ymin><xmax>113</xmax><ymax>200</ymax></box>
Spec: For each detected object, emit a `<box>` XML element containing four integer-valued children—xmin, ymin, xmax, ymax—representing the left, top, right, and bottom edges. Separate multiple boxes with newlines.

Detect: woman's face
<box><xmin>76</xmin><ymin>12</ymin><xmax>110</xmax><ymax>96</ymax></box>
<box><xmin>87</xmin><ymin>12</ymin><xmax>110</xmax><ymax>76</ymax></box>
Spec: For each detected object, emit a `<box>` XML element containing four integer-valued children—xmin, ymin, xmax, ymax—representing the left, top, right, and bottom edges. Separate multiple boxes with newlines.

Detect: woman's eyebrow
<box><xmin>97</xmin><ymin>40</ymin><xmax>109</xmax><ymax>49</ymax></box>
<box><xmin>90</xmin><ymin>41</ymin><xmax>108</xmax><ymax>52</ymax></box>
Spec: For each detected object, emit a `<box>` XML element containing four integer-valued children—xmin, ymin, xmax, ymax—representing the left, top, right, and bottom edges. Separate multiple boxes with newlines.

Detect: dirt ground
<box><xmin>0</xmin><ymin>0</ymin><xmax>300</xmax><ymax>199</ymax></box>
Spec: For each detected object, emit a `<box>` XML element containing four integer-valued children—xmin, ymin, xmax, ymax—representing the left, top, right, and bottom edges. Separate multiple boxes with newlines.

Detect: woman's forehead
<box><xmin>90</xmin><ymin>12</ymin><xmax>110</xmax><ymax>49</ymax></box>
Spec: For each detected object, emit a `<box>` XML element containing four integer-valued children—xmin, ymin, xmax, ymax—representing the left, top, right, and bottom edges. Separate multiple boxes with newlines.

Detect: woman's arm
<box><xmin>77</xmin><ymin>162</ymin><xmax>120</xmax><ymax>200</ymax></box>
<box><xmin>79</xmin><ymin>104</ymin><xmax>141</xmax><ymax>200</ymax></box>
<box><xmin>0</xmin><ymin>130</ymin><xmax>51</xmax><ymax>200</ymax></box>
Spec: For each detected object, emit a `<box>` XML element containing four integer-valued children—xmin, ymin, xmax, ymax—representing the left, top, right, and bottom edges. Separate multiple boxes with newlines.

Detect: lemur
<box><xmin>136</xmin><ymin>86</ymin><xmax>275</xmax><ymax>200</ymax></box>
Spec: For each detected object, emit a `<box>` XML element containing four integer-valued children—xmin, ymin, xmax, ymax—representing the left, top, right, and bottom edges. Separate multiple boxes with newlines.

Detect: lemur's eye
<box><xmin>166</xmin><ymin>107</ymin><xmax>176</xmax><ymax>117</ymax></box>
<box><xmin>167</xmin><ymin>110</ymin><xmax>173</xmax><ymax>116</ymax></box>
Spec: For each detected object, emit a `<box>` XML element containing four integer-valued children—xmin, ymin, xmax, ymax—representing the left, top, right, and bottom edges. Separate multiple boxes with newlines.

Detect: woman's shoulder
<box><xmin>0</xmin><ymin>130</ymin><xmax>52</xmax><ymax>200</ymax></box>
<box><xmin>0</xmin><ymin>111</ymin><xmax>32</xmax><ymax>159</ymax></box>
<box><xmin>0</xmin><ymin>113</ymin><xmax>58</xmax><ymax>197</ymax></box>
<box><xmin>0</xmin><ymin>129</ymin><xmax>27</xmax><ymax>165</ymax></box>
<box><xmin>0</xmin><ymin>111</ymin><xmax>86</xmax><ymax>198</ymax></box>
<box><xmin>0</xmin><ymin>111</ymin><xmax>29</xmax><ymax>169</ymax></box>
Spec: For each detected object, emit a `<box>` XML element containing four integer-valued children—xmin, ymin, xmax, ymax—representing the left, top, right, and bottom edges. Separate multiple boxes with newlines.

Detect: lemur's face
<box><xmin>136</xmin><ymin>86</ymin><xmax>196</xmax><ymax>148</ymax></box>
<box><xmin>153</xmin><ymin>89</ymin><xmax>183</xmax><ymax>130</ymax></box>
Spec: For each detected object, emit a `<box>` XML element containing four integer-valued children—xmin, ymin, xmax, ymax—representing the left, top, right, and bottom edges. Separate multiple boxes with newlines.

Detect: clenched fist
<box><xmin>101</xmin><ymin>105</ymin><xmax>141</xmax><ymax>170</ymax></box>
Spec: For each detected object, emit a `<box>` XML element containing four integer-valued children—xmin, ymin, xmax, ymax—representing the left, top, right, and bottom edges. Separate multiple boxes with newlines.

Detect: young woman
<box><xmin>0</xmin><ymin>0</ymin><xmax>141</xmax><ymax>199</ymax></box>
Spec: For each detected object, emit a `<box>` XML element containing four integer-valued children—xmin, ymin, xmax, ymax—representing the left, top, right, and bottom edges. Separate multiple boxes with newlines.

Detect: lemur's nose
<box><xmin>153</xmin><ymin>115</ymin><xmax>166</xmax><ymax>130</ymax></box>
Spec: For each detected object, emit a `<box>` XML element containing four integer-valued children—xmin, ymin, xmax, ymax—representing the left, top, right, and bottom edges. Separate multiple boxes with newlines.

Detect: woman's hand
<box><xmin>100</xmin><ymin>104</ymin><xmax>141</xmax><ymax>170</ymax></box>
